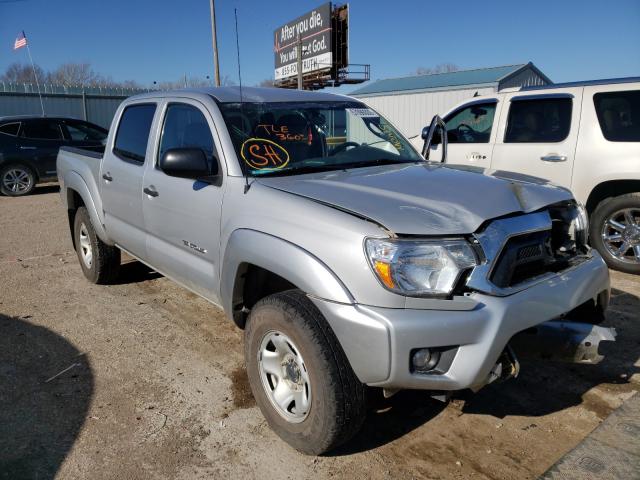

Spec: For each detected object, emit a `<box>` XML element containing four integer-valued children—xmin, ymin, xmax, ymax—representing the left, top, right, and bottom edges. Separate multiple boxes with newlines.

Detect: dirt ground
<box><xmin>1</xmin><ymin>186</ymin><xmax>638</xmax><ymax>480</ymax></box>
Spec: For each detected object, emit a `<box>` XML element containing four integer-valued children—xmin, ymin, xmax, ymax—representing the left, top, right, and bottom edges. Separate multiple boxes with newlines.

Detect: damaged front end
<box><xmin>482</xmin><ymin>294</ymin><xmax>617</xmax><ymax>390</ymax></box>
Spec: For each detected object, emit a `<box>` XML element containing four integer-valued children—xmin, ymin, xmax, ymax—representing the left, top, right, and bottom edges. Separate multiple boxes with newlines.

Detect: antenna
<box><xmin>234</xmin><ymin>8</ymin><xmax>251</xmax><ymax>194</ymax></box>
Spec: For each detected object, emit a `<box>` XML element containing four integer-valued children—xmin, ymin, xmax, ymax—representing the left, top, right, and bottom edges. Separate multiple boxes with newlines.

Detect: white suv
<box><xmin>431</xmin><ymin>78</ymin><xmax>640</xmax><ymax>274</ymax></box>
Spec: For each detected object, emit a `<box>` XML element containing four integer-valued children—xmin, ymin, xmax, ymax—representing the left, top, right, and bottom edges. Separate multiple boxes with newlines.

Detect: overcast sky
<box><xmin>0</xmin><ymin>0</ymin><xmax>638</xmax><ymax>93</ymax></box>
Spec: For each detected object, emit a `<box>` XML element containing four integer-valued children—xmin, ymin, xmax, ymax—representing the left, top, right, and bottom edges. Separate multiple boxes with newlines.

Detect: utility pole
<box><xmin>210</xmin><ymin>0</ymin><xmax>221</xmax><ymax>87</ymax></box>
<box><xmin>296</xmin><ymin>35</ymin><xmax>303</xmax><ymax>90</ymax></box>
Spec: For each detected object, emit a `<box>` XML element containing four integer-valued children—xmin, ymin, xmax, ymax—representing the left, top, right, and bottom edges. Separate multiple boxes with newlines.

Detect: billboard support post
<box><xmin>296</xmin><ymin>37</ymin><xmax>303</xmax><ymax>90</ymax></box>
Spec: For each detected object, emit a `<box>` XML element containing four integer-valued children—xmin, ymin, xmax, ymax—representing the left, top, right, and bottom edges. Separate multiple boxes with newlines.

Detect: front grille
<box><xmin>490</xmin><ymin>207</ymin><xmax>583</xmax><ymax>289</ymax></box>
<box><xmin>517</xmin><ymin>243</ymin><xmax>543</xmax><ymax>261</ymax></box>
<box><xmin>490</xmin><ymin>230</ymin><xmax>558</xmax><ymax>288</ymax></box>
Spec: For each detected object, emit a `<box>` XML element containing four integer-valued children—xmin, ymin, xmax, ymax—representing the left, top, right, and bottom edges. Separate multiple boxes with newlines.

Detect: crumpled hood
<box><xmin>257</xmin><ymin>163</ymin><xmax>573</xmax><ymax>235</ymax></box>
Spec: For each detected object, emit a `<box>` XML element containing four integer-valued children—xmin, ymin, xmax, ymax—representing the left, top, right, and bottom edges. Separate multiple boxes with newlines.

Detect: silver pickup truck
<box><xmin>57</xmin><ymin>87</ymin><xmax>615</xmax><ymax>454</ymax></box>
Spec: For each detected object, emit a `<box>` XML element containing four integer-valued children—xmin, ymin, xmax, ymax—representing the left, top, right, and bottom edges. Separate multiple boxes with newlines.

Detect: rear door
<box><xmin>435</xmin><ymin>99</ymin><xmax>499</xmax><ymax>168</ymax></box>
<box><xmin>571</xmin><ymin>84</ymin><xmax>640</xmax><ymax>205</ymax></box>
<box><xmin>141</xmin><ymin>99</ymin><xmax>225</xmax><ymax>302</ymax></box>
<box><xmin>490</xmin><ymin>90</ymin><xmax>582</xmax><ymax>188</ymax></box>
<box><xmin>100</xmin><ymin>103</ymin><xmax>158</xmax><ymax>259</ymax></box>
<box><xmin>18</xmin><ymin>119</ymin><xmax>66</xmax><ymax>178</ymax></box>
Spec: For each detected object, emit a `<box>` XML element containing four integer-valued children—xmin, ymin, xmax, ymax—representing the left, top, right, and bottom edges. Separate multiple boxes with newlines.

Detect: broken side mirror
<box><xmin>421</xmin><ymin>115</ymin><xmax>448</xmax><ymax>163</ymax></box>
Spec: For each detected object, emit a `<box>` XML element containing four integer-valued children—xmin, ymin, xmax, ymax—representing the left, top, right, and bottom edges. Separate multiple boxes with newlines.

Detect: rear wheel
<box><xmin>244</xmin><ymin>290</ymin><xmax>366</xmax><ymax>455</ymax></box>
<box><xmin>0</xmin><ymin>164</ymin><xmax>35</xmax><ymax>196</ymax></box>
<box><xmin>73</xmin><ymin>206</ymin><xmax>121</xmax><ymax>283</ymax></box>
<box><xmin>590</xmin><ymin>193</ymin><xmax>640</xmax><ymax>274</ymax></box>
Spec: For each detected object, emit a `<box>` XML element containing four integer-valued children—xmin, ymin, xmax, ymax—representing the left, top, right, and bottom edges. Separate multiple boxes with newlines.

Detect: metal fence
<box><xmin>0</xmin><ymin>82</ymin><xmax>152</xmax><ymax>128</ymax></box>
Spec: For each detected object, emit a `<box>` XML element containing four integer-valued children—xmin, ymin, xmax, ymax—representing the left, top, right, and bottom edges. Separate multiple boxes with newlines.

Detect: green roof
<box><xmin>351</xmin><ymin>64</ymin><xmax>531</xmax><ymax>96</ymax></box>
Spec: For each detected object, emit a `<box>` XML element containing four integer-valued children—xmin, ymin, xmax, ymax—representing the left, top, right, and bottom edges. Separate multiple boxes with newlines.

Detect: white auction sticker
<box><xmin>347</xmin><ymin>108</ymin><xmax>379</xmax><ymax>118</ymax></box>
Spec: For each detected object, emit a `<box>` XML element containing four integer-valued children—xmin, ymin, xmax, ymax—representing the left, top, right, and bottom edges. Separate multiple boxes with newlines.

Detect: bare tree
<box><xmin>220</xmin><ymin>74</ymin><xmax>236</xmax><ymax>87</ymax></box>
<box><xmin>256</xmin><ymin>78</ymin><xmax>275</xmax><ymax>88</ymax></box>
<box><xmin>1</xmin><ymin>62</ymin><xmax>46</xmax><ymax>84</ymax></box>
<box><xmin>48</xmin><ymin>62</ymin><xmax>104</xmax><ymax>86</ymax></box>
<box><xmin>415</xmin><ymin>63</ymin><xmax>459</xmax><ymax>76</ymax></box>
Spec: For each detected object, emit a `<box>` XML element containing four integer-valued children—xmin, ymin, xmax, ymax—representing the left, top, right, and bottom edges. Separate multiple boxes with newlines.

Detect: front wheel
<box><xmin>244</xmin><ymin>290</ymin><xmax>366</xmax><ymax>455</ymax></box>
<box><xmin>0</xmin><ymin>164</ymin><xmax>36</xmax><ymax>196</ymax></box>
<box><xmin>590</xmin><ymin>193</ymin><xmax>640</xmax><ymax>274</ymax></box>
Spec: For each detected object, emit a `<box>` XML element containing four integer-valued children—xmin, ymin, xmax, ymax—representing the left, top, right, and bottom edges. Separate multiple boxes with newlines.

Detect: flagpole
<box><xmin>25</xmin><ymin>42</ymin><xmax>45</xmax><ymax>116</ymax></box>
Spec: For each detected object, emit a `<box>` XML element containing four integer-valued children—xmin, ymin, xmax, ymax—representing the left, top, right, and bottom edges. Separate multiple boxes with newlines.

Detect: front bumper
<box><xmin>310</xmin><ymin>251</ymin><xmax>610</xmax><ymax>391</ymax></box>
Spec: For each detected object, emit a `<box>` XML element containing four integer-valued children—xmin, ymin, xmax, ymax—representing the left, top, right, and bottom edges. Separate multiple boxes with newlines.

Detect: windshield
<box><xmin>218</xmin><ymin>101</ymin><xmax>422</xmax><ymax>176</ymax></box>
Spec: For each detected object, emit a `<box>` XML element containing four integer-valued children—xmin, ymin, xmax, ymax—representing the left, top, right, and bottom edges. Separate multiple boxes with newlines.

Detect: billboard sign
<box><xmin>274</xmin><ymin>3</ymin><xmax>332</xmax><ymax>81</ymax></box>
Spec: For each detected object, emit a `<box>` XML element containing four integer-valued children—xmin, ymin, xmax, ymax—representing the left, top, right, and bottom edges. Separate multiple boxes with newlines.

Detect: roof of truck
<box><xmin>129</xmin><ymin>86</ymin><xmax>355</xmax><ymax>103</ymax></box>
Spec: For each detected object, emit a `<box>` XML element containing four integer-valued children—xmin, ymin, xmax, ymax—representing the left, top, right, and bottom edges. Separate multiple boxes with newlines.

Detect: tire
<box><xmin>590</xmin><ymin>193</ymin><xmax>640</xmax><ymax>274</ymax></box>
<box><xmin>244</xmin><ymin>289</ymin><xmax>366</xmax><ymax>455</ymax></box>
<box><xmin>0</xmin><ymin>164</ymin><xmax>36</xmax><ymax>196</ymax></box>
<box><xmin>73</xmin><ymin>206</ymin><xmax>121</xmax><ymax>284</ymax></box>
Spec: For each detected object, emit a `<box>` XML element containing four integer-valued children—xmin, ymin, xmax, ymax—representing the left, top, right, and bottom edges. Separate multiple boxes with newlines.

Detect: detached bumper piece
<box><xmin>510</xmin><ymin>321</ymin><xmax>617</xmax><ymax>364</ymax></box>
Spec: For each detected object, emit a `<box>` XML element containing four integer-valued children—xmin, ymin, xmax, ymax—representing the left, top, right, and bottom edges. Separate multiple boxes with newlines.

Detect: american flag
<box><xmin>14</xmin><ymin>31</ymin><xmax>27</xmax><ymax>50</ymax></box>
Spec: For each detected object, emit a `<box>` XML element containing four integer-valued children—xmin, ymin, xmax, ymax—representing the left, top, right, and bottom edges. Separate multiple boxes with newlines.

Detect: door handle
<box><xmin>102</xmin><ymin>173</ymin><xmax>113</xmax><ymax>181</ymax></box>
<box><xmin>540</xmin><ymin>155</ymin><xmax>567</xmax><ymax>162</ymax></box>
<box><xmin>143</xmin><ymin>186</ymin><xmax>159</xmax><ymax>197</ymax></box>
<box><xmin>19</xmin><ymin>146</ymin><xmax>37</xmax><ymax>150</ymax></box>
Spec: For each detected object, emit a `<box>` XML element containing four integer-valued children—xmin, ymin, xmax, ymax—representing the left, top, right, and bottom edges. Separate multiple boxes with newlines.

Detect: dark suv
<box><xmin>0</xmin><ymin>116</ymin><xmax>107</xmax><ymax>196</ymax></box>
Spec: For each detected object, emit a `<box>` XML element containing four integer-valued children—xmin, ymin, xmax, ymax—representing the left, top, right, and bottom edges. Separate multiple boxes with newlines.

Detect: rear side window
<box><xmin>505</xmin><ymin>98</ymin><xmax>572</xmax><ymax>143</ymax></box>
<box><xmin>0</xmin><ymin>122</ymin><xmax>20</xmax><ymax>136</ymax></box>
<box><xmin>113</xmin><ymin>104</ymin><xmax>156</xmax><ymax>163</ymax></box>
<box><xmin>64</xmin><ymin>120</ymin><xmax>108</xmax><ymax>142</ymax></box>
<box><xmin>444</xmin><ymin>102</ymin><xmax>496</xmax><ymax>143</ymax></box>
<box><xmin>594</xmin><ymin>90</ymin><xmax>640</xmax><ymax>142</ymax></box>
<box><xmin>21</xmin><ymin>119</ymin><xmax>63</xmax><ymax>140</ymax></box>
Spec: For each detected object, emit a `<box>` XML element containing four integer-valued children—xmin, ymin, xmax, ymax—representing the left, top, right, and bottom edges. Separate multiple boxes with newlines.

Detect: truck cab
<box><xmin>57</xmin><ymin>87</ymin><xmax>614</xmax><ymax>455</ymax></box>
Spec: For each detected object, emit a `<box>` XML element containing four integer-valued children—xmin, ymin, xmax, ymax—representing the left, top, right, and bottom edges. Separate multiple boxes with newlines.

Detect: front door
<box><xmin>142</xmin><ymin>99</ymin><xmax>225</xmax><ymax>303</ymax></box>
<box><xmin>490</xmin><ymin>90</ymin><xmax>582</xmax><ymax>188</ymax></box>
<box><xmin>433</xmin><ymin>100</ymin><xmax>498</xmax><ymax>169</ymax></box>
<box><xmin>100</xmin><ymin>103</ymin><xmax>158</xmax><ymax>258</ymax></box>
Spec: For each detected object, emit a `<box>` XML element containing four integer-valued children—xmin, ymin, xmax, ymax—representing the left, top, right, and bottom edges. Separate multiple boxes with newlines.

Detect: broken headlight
<box><xmin>365</xmin><ymin>238</ymin><xmax>478</xmax><ymax>297</ymax></box>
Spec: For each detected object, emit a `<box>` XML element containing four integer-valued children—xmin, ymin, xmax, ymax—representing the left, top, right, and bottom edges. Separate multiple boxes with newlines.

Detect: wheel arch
<box><xmin>586</xmin><ymin>179</ymin><xmax>640</xmax><ymax>214</ymax></box>
<box><xmin>62</xmin><ymin>171</ymin><xmax>112</xmax><ymax>246</ymax></box>
<box><xmin>221</xmin><ymin>229</ymin><xmax>354</xmax><ymax>328</ymax></box>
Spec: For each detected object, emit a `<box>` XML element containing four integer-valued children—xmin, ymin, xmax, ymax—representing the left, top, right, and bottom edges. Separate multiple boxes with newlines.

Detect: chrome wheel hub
<box><xmin>602</xmin><ymin>208</ymin><xmax>640</xmax><ymax>264</ymax></box>
<box><xmin>78</xmin><ymin>223</ymin><xmax>93</xmax><ymax>268</ymax></box>
<box><xmin>258</xmin><ymin>331</ymin><xmax>311</xmax><ymax>423</ymax></box>
<box><xmin>2</xmin><ymin>168</ymin><xmax>31</xmax><ymax>193</ymax></box>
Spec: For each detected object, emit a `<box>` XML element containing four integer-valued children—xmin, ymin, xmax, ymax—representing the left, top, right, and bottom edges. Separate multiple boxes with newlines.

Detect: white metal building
<box><xmin>350</xmin><ymin>62</ymin><xmax>551</xmax><ymax>141</ymax></box>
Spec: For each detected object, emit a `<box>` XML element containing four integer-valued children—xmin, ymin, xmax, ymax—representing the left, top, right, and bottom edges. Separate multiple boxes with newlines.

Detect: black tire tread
<box><xmin>277</xmin><ymin>290</ymin><xmax>366</xmax><ymax>449</ymax></box>
<box><xmin>245</xmin><ymin>289</ymin><xmax>366</xmax><ymax>454</ymax></box>
<box><xmin>74</xmin><ymin>207</ymin><xmax>120</xmax><ymax>284</ymax></box>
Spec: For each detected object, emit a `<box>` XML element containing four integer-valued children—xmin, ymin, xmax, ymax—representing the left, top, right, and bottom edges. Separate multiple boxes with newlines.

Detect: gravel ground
<box><xmin>1</xmin><ymin>186</ymin><xmax>638</xmax><ymax>480</ymax></box>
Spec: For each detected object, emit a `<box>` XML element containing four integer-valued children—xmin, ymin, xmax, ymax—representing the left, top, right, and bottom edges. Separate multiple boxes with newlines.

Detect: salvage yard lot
<box><xmin>1</xmin><ymin>187</ymin><xmax>639</xmax><ymax>480</ymax></box>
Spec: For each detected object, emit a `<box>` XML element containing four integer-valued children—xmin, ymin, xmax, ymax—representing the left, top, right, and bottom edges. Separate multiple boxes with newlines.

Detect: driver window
<box><xmin>444</xmin><ymin>102</ymin><xmax>496</xmax><ymax>144</ymax></box>
<box><xmin>158</xmin><ymin>103</ymin><xmax>216</xmax><ymax>169</ymax></box>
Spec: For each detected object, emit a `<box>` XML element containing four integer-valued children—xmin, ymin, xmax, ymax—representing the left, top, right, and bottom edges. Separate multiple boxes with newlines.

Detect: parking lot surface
<box><xmin>1</xmin><ymin>186</ymin><xmax>639</xmax><ymax>480</ymax></box>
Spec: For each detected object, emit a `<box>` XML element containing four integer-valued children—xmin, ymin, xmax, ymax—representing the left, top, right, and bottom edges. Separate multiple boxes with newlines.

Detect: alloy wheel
<box><xmin>2</xmin><ymin>168</ymin><xmax>32</xmax><ymax>194</ymax></box>
<box><xmin>601</xmin><ymin>208</ymin><xmax>640</xmax><ymax>264</ymax></box>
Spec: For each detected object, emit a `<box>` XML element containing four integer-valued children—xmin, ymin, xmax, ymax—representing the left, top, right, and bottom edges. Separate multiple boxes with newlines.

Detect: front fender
<box><xmin>62</xmin><ymin>171</ymin><xmax>112</xmax><ymax>245</ymax></box>
<box><xmin>220</xmin><ymin>229</ymin><xmax>354</xmax><ymax>322</ymax></box>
